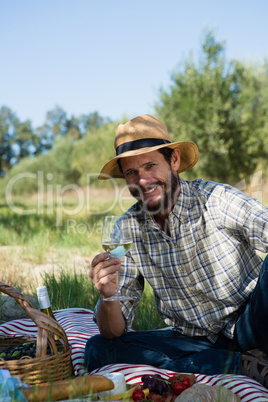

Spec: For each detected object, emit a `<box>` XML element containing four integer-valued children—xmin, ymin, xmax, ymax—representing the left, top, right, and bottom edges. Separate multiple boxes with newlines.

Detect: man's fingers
<box><xmin>91</xmin><ymin>252</ymin><xmax>109</xmax><ymax>268</ymax></box>
<box><xmin>89</xmin><ymin>252</ymin><xmax>121</xmax><ymax>295</ymax></box>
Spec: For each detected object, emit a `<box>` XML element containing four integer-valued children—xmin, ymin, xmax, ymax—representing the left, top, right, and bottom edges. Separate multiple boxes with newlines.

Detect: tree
<box><xmin>36</xmin><ymin>106</ymin><xmax>69</xmax><ymax>147</ymax></box>
<box><xmin>0</xmin><ymin>104</ymin><xmax>112</xmax><ymax>177</ymax></box>
<box><xmin>37</xmin><ymin>106</ymin><xmax>111</xmax><ymax>145</ymax></box>
<box><xmin>0</xmin><ymin>106</ymin><xmax>48</xmax><ymax>177</ymax></box>
<box><xmin>155</xmin><ymin>30</ymin><xmax>268</xmax><ymax>184</ymax></box>
<box><xmin>0</xmin><ymin>106</ymin><xmax>17</xmax><ymax>176</ymax></box>
<box><xmin>79</xmin><ymin>111</ymin><xmax>111</xmax><ymax>133</ymax></box>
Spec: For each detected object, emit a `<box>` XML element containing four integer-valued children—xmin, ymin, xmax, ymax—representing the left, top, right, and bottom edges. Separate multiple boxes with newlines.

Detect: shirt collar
<box><xmin>171</xmin><ymin>178</ymin><xmax>193</xmax><ymax>223</ymax></box>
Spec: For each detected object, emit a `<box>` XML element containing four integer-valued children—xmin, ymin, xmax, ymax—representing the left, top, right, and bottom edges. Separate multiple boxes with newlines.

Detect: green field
<box><xmin>0</xmin><ymin>188</ymin><xmax>167</xmax><ymax>330</ymax></box>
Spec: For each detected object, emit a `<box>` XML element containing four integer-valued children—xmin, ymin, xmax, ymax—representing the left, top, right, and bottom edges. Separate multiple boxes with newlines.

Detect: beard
<box><xmin>129</xmin><ymin>171</ymin><xmax>179</xmax><ymax>215</ymax></box>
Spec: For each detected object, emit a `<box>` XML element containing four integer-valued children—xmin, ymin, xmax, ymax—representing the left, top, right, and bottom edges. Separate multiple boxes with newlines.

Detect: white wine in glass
<box><xmin>102</xmin><ymin>215</ymin><xmax>132</xmax><ymax>301</ymax></box>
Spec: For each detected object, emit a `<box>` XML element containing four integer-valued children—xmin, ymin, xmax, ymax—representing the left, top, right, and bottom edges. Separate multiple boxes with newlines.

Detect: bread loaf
<box><xmin>22</xmin><ymin>374</ymin><xmax>114</xmax><ymax>401</ymax></box>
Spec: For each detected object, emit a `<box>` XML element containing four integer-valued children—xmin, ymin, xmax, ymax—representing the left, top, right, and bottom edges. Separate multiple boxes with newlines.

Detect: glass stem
<box><xmin>116</xmin><ymin>271</ymin><xmax>120</xmax><ymax>294</ymax></box>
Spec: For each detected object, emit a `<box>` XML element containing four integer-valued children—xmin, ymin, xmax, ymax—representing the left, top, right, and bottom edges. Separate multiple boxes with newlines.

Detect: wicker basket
<box><xmin>0</xmin><ymin>282</ymin><xmax>73</xmax><ymax>385</ymax></box>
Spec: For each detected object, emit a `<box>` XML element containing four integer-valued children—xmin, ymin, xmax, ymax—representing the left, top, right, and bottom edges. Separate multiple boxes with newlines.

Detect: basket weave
<box><xmin>0</xmin><ymin>282</ymin><xmax>72</xmax><ymax>385</ymax></box>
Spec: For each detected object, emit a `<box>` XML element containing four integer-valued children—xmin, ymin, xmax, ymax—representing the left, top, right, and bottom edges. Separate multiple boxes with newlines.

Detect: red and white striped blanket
<box><xmin>0</xmin><ymin>308</ymin><xmax>268</xmax><ymax>402</ymax></box>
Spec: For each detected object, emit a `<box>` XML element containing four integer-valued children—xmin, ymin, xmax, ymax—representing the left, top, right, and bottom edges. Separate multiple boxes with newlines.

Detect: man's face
<box><xmin>120</xmin><ymin>149</ymin><xmax>181</xmax><ymax>215</ymax></box>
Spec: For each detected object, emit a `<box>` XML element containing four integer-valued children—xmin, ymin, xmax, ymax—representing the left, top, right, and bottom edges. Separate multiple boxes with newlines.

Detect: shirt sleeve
<box><xmin>119</xmin><ymin>252</ymin><xmax>145</xmax><ymax>330</ymax></box>
<box><xmin>218</xmin><ymin>185</ymin><xmax>268</xmax><ymax>253</ymax></box>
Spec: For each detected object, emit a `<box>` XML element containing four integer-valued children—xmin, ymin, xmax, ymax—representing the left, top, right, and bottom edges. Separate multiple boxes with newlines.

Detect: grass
<box><xmin>40</xmin><ymin>269</ymin><xmax>100</xmax><ymax>311</ymax></box>
<box><xmin>0</xmin><ymin>187</ymin><xmax>135</xmax><ymax>259</ymax></box>
<box><xmin>0</xmin><ymin>188</ymin><xmax>166</xmax><ymax>330</ymax></box>
<box><xmin>39</xmin><ymin>269</ymin><xmax>166</xmax><ymax>331</ymax></box>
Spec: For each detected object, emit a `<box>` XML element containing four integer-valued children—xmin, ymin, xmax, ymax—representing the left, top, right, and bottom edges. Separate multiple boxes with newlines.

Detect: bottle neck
<box><xmin>38</xmin><ymin>294</ymin><xmax>51</xmax><ymax>310</ymax></box>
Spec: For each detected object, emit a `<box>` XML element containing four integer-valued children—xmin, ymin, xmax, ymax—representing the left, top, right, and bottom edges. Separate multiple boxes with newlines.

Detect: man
<box><xmin>84</xmin><ymin>114</ymin><xmax>268</xmax><ymax>388</ymax></box>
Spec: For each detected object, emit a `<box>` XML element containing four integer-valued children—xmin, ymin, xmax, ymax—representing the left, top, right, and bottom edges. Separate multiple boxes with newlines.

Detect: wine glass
<box><xmin>102</xmin><ymin>215</ymin><xmax>132</xmax><ymax>301</ymax></box>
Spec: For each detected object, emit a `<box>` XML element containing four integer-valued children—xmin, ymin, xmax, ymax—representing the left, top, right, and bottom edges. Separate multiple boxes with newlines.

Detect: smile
<box><xmin>143</xmin><ymin>186</ymin><xmax>157</xmax><ymax>194</ymax></box>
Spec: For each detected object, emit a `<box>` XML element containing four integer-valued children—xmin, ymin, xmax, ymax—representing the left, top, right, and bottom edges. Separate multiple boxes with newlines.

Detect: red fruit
<box><xmin>181</xmin><ymin>376</ymin><xmax>192</xmax><ymax>389</ymax></box>
<box><xmin>172</xmin><ymin>381</ymin><xmax>187</xmax><ymax>395</ymax></box>
<box><xmin>132</xmin><ymin>388</ymin><xmax>146</xmax><ymax>401</ymax></box>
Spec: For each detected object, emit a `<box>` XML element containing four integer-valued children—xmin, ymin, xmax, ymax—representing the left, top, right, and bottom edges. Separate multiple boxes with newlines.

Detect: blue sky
<box><xmin>1</xmin><ymin>0</ymin><xmax>268</xmax><ymax>129</ymax></box>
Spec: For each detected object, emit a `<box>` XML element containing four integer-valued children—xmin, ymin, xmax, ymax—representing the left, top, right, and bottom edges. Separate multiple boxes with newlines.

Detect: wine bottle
<box><xmin>36</xmin><ymin>285</ymin><xmax>59</xmax><ymax>340</ymax></box>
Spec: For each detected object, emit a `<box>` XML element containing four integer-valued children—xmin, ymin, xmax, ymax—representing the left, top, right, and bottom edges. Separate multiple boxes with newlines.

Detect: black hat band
<box><xmin>116</xmin><ymin>138</ymin><xmax>171</xmax><ymax>156</ymax></box>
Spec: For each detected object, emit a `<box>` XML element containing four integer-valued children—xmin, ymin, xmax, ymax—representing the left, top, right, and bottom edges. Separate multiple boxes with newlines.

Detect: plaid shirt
<box><xmin>117</xmin><ymin>178</ymin><xmax>268</xmax><ymax>342</ymax></box>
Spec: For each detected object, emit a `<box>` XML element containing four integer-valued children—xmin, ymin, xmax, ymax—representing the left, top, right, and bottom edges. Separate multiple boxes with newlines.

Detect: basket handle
<box><xmin>0</xmin><ymin>282</ymin><xmax>69</xmax><ymax>356</ymax></box>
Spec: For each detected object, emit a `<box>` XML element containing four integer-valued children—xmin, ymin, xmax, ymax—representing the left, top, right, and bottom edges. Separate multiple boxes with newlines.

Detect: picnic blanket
<box><xmin>0</xmin><ymin>308</ymin><xmax>268</xmax><ymax>401</ymax></box>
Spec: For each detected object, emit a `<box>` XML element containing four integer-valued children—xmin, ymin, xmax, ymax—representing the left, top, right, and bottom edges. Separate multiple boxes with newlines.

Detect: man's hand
<box><xmin>90</xmin><ymin>252</ymin><xmax>121</xmax><ymax>299</ymax></box>
<box><xmin>89</xmin><ymin>252</ymin><xmax>126</xmax><ymax>338</ymax></box>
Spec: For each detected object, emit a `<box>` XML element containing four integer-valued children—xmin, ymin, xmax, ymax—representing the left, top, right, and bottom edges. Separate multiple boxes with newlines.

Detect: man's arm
<box><xmin>95</xmin><ymin>297</ymin><xmax>125</xmax><ymax>338</ymax></box>
<box><xmin>90</xmin><ymin>252</ymin><xmax>126</xmax><ymax>338</ymax></box>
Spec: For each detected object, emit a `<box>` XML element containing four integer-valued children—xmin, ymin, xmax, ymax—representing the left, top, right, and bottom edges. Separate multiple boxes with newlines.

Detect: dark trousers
<box><xmin>84</xmin><ymin>255</ymin><xmax>268</xmax><ymax>374</ymax></box>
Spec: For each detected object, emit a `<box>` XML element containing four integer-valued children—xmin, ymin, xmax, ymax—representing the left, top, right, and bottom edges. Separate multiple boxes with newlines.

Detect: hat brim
<box><xmin>98</xmin><ymin>141</ymin><xmax>199</xmax><ymax>180</ymax></box>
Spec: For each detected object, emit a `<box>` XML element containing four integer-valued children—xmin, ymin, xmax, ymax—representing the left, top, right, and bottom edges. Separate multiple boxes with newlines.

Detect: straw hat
<box><xmin>98</xmin><ymin>114</ymin><xmax>199</xmax><ymax>180</ymax></box>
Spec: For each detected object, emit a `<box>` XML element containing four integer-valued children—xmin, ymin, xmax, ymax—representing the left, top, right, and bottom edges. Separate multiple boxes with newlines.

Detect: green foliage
<box><xmin>39</xmin><ymin>269</ymin><xmax>100</xmax><ymax>310</ymax></box>
<box><xmin>39</xmin><ymin>269</ymin><xmax>165</xmax><ymax>331</ymax></box>
<box><xmin>155</xmin><ymin>29</ymin><xmax>268</xmax><ymax>184</ymax></box>
<box><xmin>0</xmin><ymin>106</ymin><xmax>43</xmax><ymax>177</ymax></box>
<box><xmin>35</xmin><ymin>106</ymin><xmax>111</xmax><ymax>148</ymax></box>
<box><xmin>72</xmin><ymin>120</ymin><xmax>118</xmax><ymax>187</ymax></box>
<box><xmin>131</xmin><ymin>281</ymin><xmax>167</xmax><ymax>330</ymax></box>
<box><xmin>0</xmin><ymin>104</ymin><xmax>111</xmax><ymax>179</ymax></box>
<box><xmin>0</xmin><ymin>120</ymin><xmax>120</xmax><ymax>196</ymax></box>
<box><xmin>0</xmin><ymin>201</ymin><xmax>101</xmax><ymax>253</ymax></box>
<box><xmin>0</xmin><ymin>187</ymin><xmax>134</xmax><ymax>261</ymax></box>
